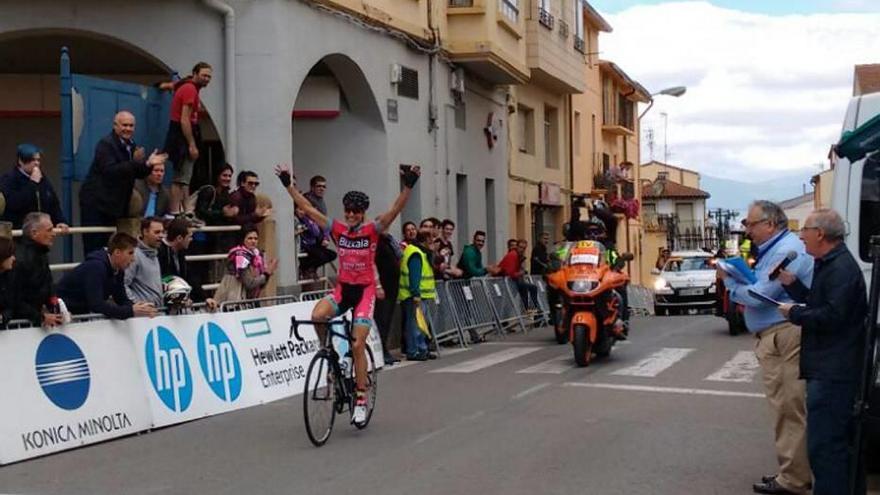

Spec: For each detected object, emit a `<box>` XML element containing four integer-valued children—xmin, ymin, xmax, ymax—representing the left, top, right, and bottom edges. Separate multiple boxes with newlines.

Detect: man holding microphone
<box><xmin>778</xmin><ymin>209</ymin><xmax>867</xmax><ymax>495</ymax></box>
<box><xmin>718</xmin><ymin>200</ymin><xmax>813</xmax><ymax>495</ymax></box>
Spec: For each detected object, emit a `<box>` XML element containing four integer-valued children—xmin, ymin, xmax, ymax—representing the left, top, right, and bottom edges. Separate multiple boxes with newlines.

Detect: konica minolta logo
<box><xmin>35</xmin><ymin>334</ymin><xmax>91</xmax><ymax>410</ymax></box>
<box><xmin>197</xmin><ymin>322</ymin><xmax>242</xmax><ymax>402</ymax></box>
<box><xmin>145</xmin><ymin>326</ymin><xmax>193</xmax><ymax>413</ymax></box>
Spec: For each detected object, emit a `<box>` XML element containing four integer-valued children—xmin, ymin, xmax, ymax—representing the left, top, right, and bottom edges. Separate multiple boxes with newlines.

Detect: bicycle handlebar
<box><xmin>289</xmin><ymin>316</ymin><xmax>351</xmax><ymax>342</ymax></box>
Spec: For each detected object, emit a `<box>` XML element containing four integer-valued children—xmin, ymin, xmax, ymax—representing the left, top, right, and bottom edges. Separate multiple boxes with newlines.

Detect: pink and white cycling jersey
<box><xmin>330</xmin><ymin>219</ymin><xmax>380</xmax><ymax>286</ymax></box>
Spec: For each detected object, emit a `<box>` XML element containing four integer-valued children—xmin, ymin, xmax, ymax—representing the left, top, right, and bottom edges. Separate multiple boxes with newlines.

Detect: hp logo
<box><xmin>197</xmin><ymin>322</ymin><xmax>242</xmax><ymax>402</ymax></box>
<box><xmin>35</xmin><ymin>334</ymin><xmax>90</xmax><ymax>410</ymax></box>
<box><xmin>145</xmin><ymin>326</ymin><xmax>193</xmax><ymax>413</ymax></box>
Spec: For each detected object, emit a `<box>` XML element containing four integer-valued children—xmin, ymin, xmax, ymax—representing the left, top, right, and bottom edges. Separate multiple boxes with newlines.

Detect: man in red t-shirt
<box><xmin>163</xmin><ymin>62</ymin><xmax>212</xmax><ymax>214</ymax></box>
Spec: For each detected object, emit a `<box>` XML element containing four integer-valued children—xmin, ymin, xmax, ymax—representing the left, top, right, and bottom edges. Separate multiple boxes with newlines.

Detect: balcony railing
<box><xmin>558</xmin><ymin>19</ymin><xmax>569</xmax><ymax>38</ymax></box>
<box><xmin>574</xmin><ymin>36</ymin><xmax>585</xmax><ymax>54</ymax></box>
<box><xmin>449</xmin><ymin>0</ymin><xmax>474</xmax><ymax>6</ymax></box>
<box><xmin>500</xmin><ymin>0</ymin><xmax>519</xmax><ymax>23</ymax></box>
<box><xmin>538</xmin><ymin>8</ymin><xmax>554</xmax><ymax>29</ymax></box>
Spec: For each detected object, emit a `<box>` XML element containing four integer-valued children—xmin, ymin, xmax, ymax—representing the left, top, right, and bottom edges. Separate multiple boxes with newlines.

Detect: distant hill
<box><xmin>701</xmin><ymin>172</ymin><xmax>818</xmax><ymax>213</ymax></box>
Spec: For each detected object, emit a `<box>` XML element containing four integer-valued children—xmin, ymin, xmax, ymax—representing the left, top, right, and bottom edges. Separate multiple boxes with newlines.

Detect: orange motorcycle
<box><xmin>546</xmin><ymin>241</ymin><xmax>631</xmax><ymax>367</ymax></box>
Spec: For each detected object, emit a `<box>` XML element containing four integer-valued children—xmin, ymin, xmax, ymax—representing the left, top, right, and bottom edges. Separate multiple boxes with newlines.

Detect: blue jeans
<box><xmin>402</xmin><ymin>298</ymin><xmax>429</xmax><ymax>358</ymax></box>
<box><xmin>806</xmin><ymin>379</ymin><xmax>864</xmax><ymax>495</ymax></box>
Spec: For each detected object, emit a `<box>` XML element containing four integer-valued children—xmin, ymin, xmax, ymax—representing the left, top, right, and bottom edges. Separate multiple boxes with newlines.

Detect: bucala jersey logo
<box><xmin>35</xmin><ymin>334</ymin><xmax>91</xmax><ymax>410</ymax></box>
<box><xmin>145</xmin><ymin>326</ymin><xmax>193</xmax><ymax>413</ymax></box>
<box><xmin>197</xmin><ymin>322</ymin><xmax>242</xmax><ymax>402</ymax></box>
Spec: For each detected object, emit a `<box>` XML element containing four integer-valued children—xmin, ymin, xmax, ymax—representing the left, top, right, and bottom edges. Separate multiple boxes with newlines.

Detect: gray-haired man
<box><xmin>12</xmin><ymin>212</ymin><xmax>62</xmax><ymax>327</ymax></box>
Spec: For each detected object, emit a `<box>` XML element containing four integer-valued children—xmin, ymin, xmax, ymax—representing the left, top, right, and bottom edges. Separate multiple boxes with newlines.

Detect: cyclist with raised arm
<box><xmin>275</xmin><ymin>164</ymin><xmax>420</xmax><ymax>424</ymax></box>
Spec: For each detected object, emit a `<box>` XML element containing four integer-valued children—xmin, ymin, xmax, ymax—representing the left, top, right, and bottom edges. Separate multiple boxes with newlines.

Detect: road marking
<box><xmin>512</xmin><ymin>382</ymin><xmax>551</xmax><ymax>400</ymax></box>
<box><xmin>705</xmin><ymin>350</ymin><xmax>760</xmax><ymax>383</ymax></box>
<box><xmin>564</xmin><ymin>382</ymin><xmax>765</xmax><ymax>398</ymax></box>
<box><xmin>430</xmin><ymin>347</ymin><xmax>543</xmax><ymax>373</ymax></box>
<box><xmin>516</xmin><ymin>355</ymin><xmax>572</xmax><ymax>374</ymax></box>
<box><xmin>414</xmin><ymin>410</ymin><xmax>486</xmax><ymax>444</ymax></box>
<box><xmin>609</xmin><ymin>347</ymin><xmax>694</xmax><ymax>377</ymax></box>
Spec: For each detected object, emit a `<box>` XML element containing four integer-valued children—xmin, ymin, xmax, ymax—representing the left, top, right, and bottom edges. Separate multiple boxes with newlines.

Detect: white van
<box><xmin>831</xmin><ymin>91</ymin><xmax>880</xmax><ymax>442</ymax></box>
<box><xmin>831</xmin><ymin>91</ymin><xmax>880</xmax><ymax>284</ymax></box>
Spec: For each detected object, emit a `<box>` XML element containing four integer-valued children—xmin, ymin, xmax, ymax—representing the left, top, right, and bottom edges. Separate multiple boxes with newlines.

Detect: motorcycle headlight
<box><xmin>654</xmin><ymin>278</ymin><xmax>671</xmax><ymax>291</ymax></box>
<box><xmin>568</xmin><ymin>280</ymin><xmax>594</xmax><ymax>293</ymax></box>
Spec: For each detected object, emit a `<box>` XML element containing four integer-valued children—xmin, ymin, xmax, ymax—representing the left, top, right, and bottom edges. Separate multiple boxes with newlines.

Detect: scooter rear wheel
<box><xmin>573</xmin><ymin>324</ymin><xmax>592</xmax><ymax>367</ymax></box>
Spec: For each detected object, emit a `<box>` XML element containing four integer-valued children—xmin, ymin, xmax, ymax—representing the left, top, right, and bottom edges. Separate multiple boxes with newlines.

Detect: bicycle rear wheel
<box><xmin>303</xmin><ymin>350</ymin><xmax>337</xmax><ymax>446</ymax></box>
<box><xmin>353</xmin><ymin>346</ymin><xmax>378</xmax><ymax>430</ymax></box>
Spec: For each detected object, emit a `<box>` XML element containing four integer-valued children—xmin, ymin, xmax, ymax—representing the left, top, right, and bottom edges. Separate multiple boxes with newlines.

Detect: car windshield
<box><xmin>663</xmin><ymin>257</ymin><xmax>713</xmax><ymax>272</ymax></box>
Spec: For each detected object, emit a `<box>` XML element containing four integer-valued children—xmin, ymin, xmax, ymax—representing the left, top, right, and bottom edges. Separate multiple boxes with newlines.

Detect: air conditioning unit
<box><xmin>450</xmin><ymin>67</ymin><xmax>465</xmax><ymax>95</ymax></box>
<box><xmin>390</xmin><ymin>63</ymin><xmax>402</xmax><ymax>84</ymax></box>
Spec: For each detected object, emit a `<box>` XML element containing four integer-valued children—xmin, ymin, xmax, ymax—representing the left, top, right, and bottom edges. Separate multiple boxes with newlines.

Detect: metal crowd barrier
<box><xmin>444</xmin><ymin>278</ymin><xmax>499</xmax><ymax>341</ymax></box>
<box><xmin>299</xmin><ymin>289</ymin><xmax>333</xmax><ymax>302</ymax></box>
<box><xmin>521</xmin><ymin>275</ymin><xmax>550</xmax><ymax>328</ymax></box>
<box><xmin>219</xmin><ymin>294</ymin><xmax>299</xmax><ymax>312</ymax></box>
<box><xmin>627</xmin><ymin>284</ymin><xmax>653</xmax><ymax>317</ymax></box>
<box><xmin>482</xmin><ymin>277</ymin><xmax>526</xmax><ymax>334</ymax></box>
<box><xmin>423</xmin><ymin>282</ymin><xmax>467</xmax><ymax>348</ymax></box>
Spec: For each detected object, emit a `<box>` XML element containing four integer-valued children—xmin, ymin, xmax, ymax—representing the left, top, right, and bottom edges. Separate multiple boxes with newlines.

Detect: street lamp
<box><xmin>638</xmin><ymin>86</ymin><xmax>687</xmax><ymax>120</ymax></box>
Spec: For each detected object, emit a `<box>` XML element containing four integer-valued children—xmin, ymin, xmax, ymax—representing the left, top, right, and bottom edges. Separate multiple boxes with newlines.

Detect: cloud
<box><xmin>599</xmin><ymin>1</ymin><xmax>880</xmax><ymax>182</ymax></box>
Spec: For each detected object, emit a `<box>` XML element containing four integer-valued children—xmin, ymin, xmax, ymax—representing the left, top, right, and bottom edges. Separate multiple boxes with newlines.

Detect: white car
<box><xmin>652</xmin><ymin>251</ymin><xmax>717</xmax><ymax>316</ymax></box>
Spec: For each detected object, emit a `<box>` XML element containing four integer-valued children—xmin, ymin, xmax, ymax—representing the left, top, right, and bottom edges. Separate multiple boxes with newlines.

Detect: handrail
<box><xmin>12</xmin><ymin>223</ymin><xmax>241</xmax><ymax>238</ymax></box>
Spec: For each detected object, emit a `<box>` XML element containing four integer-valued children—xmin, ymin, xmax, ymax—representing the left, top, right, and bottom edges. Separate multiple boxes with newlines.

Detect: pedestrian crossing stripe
<box><xmin>705</xmin><ymin>350</ymin><xmax>759</xmax><ymax>383</ymax></box>
<box><xmin>431</xmin><ymin>347</ymin><xmax>543</xmax><ymax>373</ymax></box>
<box><xmin>609</xmin><ymin>348</ymin><xmax>695</xmax><ymax>377</ymax></box>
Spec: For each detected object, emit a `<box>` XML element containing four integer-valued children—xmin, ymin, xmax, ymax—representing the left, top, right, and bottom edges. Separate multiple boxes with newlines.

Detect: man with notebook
<box><xmin>717</xmin><ymin>200</ymin><xmax>814</xmax><ymax>495</ymax></box>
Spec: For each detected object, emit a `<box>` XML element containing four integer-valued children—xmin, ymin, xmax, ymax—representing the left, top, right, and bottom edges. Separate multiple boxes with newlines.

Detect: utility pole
<box><xmin>646</xmin><ymin>128</ymin><xmax>655</xmax><ymax>161</ymax></box>
<box><xmin>660</xmin><ymin>111</ymin><xmax>668</xmax><ymax>164</ymax></box>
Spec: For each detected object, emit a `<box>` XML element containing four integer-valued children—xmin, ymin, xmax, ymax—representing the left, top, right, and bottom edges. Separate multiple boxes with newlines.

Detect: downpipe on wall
<box><xmin>202</xmin><ymin>0</ymin><xmax>237</xmax><ymax>165</ymax></box>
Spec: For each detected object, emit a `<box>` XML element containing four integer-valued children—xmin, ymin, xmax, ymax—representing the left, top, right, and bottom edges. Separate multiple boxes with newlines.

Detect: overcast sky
<box><xmin>591</xmin><ymin>0</ymin><xmax>880</xmax><ymax>181</ymax></box>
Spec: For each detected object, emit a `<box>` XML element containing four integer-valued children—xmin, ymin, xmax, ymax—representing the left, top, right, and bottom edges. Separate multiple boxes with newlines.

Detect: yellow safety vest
<box><xmin>398</xmin><ymin>244</ymin><xmax>436</xmax><ymax>301</ymax></box>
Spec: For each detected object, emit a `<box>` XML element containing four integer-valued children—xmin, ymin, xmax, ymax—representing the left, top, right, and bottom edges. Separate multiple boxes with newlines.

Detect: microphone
<box><xmin>769</xmin><ymin>251</ymin><xmax>798</xmax><ymax>280</ymax></box>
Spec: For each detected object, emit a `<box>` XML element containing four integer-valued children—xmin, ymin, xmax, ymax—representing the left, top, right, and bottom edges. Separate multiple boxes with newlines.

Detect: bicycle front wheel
<box><xmin>303</xmin><ymin>350</ymin><xmax>337</xmax><ymax>446</ymax></box>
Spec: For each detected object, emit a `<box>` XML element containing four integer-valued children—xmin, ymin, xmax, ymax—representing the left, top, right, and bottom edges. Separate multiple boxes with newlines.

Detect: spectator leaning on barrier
<box><xmin>124</xmin><ymin>217</ymin><xmax>165</xmax><ymax>308</ymax></box>
<box><xmin>457</xmin><ymin>230</ymin><xmax>499</xmax><ymax>279</ymax></box>
<box><xmin>506</xmin><ymin>239</ymin><xmax>539</xmax><ymax>310</ymax></box>
<box><xmin>133</xmin><ymin>161</ymin><xmax>170</xmax><ymax>218</ymax></box>
<box><xmin>80</xmin><ymin>111</ymin><xmax>167</xmax><ymax>255</ymax></box>
<box><xmin>57</xmin><ymin>232</ymin><xmax>158</xmax><ymax>320</ymax></box>
<box><xmin>164</xmin><ymin>62</ymin><xmax>212</xmax><ymax>214</ymax></box>
<box><xmin>718</xmin><ymin>200</ymin><xmax>813</xmax><ymax>495</ymax></box>
<box><xmin>159</xmin><ymin>217</ymin><xmax>217</xmax><ymax>310</ymax></box>
<box><xmin>0</xmin><ymin>236</ymin><xmax>16</xmax><ymax>327</ymax></box>
<box><xmin>777</xmin><ymin>209</ymin><xmax>868</xmax><ymax>495</ymax></box>
<box><xmin>0</xmin><ymin>144</ymin><xmax>68</xmax><ymax>231</ymax></box>
<box><xmin>230</xmin><ymin>171</ymin><xmax>272</xmax><ymax>226</ymax></box>
<box><xmin>214</xmin><ymin>225</ymin><xmax>278</xmax><ymax>302</ymax></box>
<box><xmin>531</xmin><ymin>231</ymin><xmax>551</xmax><ymax>276</ymax></box>
<box><xmin>12</xmin><ymin>212</ymin><xmax>62</xmax><ymax>327</ymax></box>
<box><xmin>399</xmin><ymin>228</ymin><xmax>437</xmax><ymax>361</ymax></box>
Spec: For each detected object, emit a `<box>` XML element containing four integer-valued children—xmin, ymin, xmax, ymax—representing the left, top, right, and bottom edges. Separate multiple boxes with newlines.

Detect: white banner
<box><xmin>0</xmin><ymin>323</ymin><xmax>152</xmax><ymax>464</ymax></box>
<box><xmin>0</xmin><ymin>301</ymin><xmax>385</xmax><ymax>464</ymax></box>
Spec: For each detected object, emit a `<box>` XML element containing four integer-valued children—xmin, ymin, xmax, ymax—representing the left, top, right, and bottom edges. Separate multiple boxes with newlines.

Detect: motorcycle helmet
<box><xmin>163</xmin><ymin>275</ymin><xmax>192</xmax><ymax>307</ymax></box>
<box><xmin>342</xmin><ymin>191</ymin><xmax>370</xmax><ymax>212</ymax></box>
<box><xmin>583</xmin><ymin>217</ymin><xmax>607</xmax><ymax>241</ymax></box>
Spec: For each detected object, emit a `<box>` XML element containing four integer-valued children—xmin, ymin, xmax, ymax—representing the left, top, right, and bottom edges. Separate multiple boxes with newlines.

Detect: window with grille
<box><xmin>398</xmin><ymin>66</ymin><xmax>419</xmax><ymax>100</ymax></box>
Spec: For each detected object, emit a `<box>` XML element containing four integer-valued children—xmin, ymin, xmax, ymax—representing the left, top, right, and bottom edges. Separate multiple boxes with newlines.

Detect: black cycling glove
<box><xmin>277</xmin><ymin>170</ymin><xmax>292</xmax><ymax>188</ymax></box>
<box><xmin>402</xmin><ymin>168</ymin><xmax>420</xmax><ymax>188</ymax></box>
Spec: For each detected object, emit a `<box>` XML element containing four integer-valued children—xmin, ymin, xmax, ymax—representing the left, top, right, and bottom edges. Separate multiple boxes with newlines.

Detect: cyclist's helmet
<box><xmin>343</xmin><ymin>191</ymin><xmax>370</xmax><ymax>212</ymax></box>
<box><xmin>163</xmin><ymin>275</ymin><xmax>192</xmax><ymax>307</ymax></box>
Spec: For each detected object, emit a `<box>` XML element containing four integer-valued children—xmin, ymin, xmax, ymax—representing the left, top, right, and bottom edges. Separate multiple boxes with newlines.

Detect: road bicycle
<box><xmin>290</xmin><ymin>316</ymin><xmax>378</xmax><ymax>446</ymax></box>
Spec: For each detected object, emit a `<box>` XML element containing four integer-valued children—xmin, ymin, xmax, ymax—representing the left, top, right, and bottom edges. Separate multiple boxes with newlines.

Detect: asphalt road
<box><xmin>0</xmin><ymin>314</ymin><xmax>861</xmax><ymax>494</ymax></box>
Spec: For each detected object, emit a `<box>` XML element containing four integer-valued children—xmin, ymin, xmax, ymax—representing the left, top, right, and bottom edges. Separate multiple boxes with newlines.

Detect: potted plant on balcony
<box><xmin>610</xmin><ymin>197</ymin><xmax>640</xmax><ymax>219</ymax></box>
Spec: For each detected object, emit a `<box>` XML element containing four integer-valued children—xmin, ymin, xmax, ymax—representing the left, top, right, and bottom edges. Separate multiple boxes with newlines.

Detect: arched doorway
<box><xmin>292</xmin><ymin>54</ymin><xmax>390</xmax><ymax>224</ymax></box>
<box><xmin>0</xmin><ymin>29</ymin><xmax>225</xmax><ymax>239</ymax></box>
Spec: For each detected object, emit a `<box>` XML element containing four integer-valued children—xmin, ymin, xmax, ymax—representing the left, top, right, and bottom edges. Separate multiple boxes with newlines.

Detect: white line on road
<box><xmin>609</xmin><ymin>347</ymin><xmax>695</xmax><ymax>377</ymax></box>
<box><xmin>516</xmin><ymin>355</ymin><xmax>572</xmax><ymax>374</ymax></box>
<box><xmin>414</xmin><ymin>410</ymin><xmax>486</xmax><ymax>444</ymax></box>
<box><xmin>705</xmin><ymin>350</ymin><xmax>760</xmax><ymax>383</ymax></box>
<box><xmin>430</xmin><ymin>347</ymin><xmax>543</xmax><ymax>373</ymax></box>
<box><xmin>564</xmin><ymin>382</ymin><xmax>765</xmax><ymax>398</ymax></box>
<box><xmin>512</xmin><ymin>382</ymin><xmax>551</xmax><ymax>400</ymax></box>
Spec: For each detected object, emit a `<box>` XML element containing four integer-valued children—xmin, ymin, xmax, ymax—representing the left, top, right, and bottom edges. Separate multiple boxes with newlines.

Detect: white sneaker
<box><xmin>352</xmin><ymin>403</ymin><xmax>367</xmax><ymax>424</ymax></box>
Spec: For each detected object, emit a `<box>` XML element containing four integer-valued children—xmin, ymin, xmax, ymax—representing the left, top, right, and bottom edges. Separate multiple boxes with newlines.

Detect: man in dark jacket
<box><xmin>0</xmin><ymin>143</ymin><xmax>68</xmax><ymax>230</ymax></box>
<box><xmin>229</xmin><ymin>170</ymin><xmax>270</xmax><ymax>226</ymax></box>
<box><xmin>57</xmin><ymin>232</ymin><xmax>157</xmax><ymax>320</ymax></box>
<box><xmin>12</xmin><ymin>212</ymin><xmax>63</xmax><ymax>327</ymax></box>
<box><xmin>79</xmin><ymin>111</ymin><xmax>166</xmax><ymax>254</ymax></box>
<box><xmin>779</xmin><ymin>208</ymin><xmax>867</xmax><ymax>495</ymax></box>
